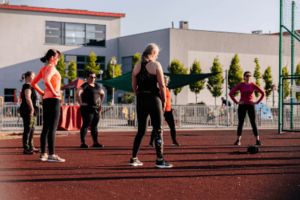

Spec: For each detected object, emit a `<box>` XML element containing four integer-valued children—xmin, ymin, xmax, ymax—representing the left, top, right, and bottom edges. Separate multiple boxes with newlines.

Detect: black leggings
<box><xmin>40</xmin><ymin>98</ymin><xmax>60</xmax><ymax>155</ymax></box>
<box><xmin>132</xmin><ymin>94</ymin><xmax>164</xmax><ymax>159</ymax></box>
<box><xmin>22</xmin><ymin>114</ymin><xmax>35</xmax><ymax>150</ymax></box>
<box><xmin>150</xmin><ymin>110</ymin><xmax>177</xmax><ymax>144</ymax></box>
<box><xmin>237</xmin><ymin>104</ymin><xmax>259</xmax><ymax>136</ymax></box>
<box><xmin>80</xmin><ymin>106</ymin><xmax>100</xmax><ymax>144</ymax></box>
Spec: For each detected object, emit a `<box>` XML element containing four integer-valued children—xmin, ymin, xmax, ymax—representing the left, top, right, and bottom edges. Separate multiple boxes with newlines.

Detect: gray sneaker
<box><xmin>129</xmin><ymin>157</ymin><xmax>143</xmax><ymax>167</ymax></box>
<box><xmin>47</xmin><ymin>154</ymin><xmax>66</xmax><ymax>163</ymax></box>
<box><xmin>39</xmin><ymin>153</ymin><xmax>48</xmax><ymax>162</ymax></box>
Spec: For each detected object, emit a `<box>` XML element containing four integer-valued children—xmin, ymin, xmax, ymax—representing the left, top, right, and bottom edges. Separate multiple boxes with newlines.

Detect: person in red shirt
<box><xmin>149</xmin><ymin>76</ymin><xmax>180</xmax><ymax>146</ymax></box>
<box><xmin>229</xmin><ymin>71</ymin><xmax>265</xmax><ymax>146</ymax></box>
<box><xmin>31</xmin><ymin>49</ymin><xmax>65</xmax><ymax>163</ymax></box>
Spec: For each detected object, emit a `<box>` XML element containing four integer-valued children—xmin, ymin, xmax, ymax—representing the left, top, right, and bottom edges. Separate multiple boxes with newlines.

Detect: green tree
<box><xmin>121</xmin><ymin>93</ymin><xmax>135</xmax><ymax>104</ymax></box>
<box><xmin>132</xmin><ymin>52</ymin><xmax>141</xmax><ymax>69</ymax></box>
<box><xmin>67</xmin><ymin>61</ymin><xmax>77</xmax><ymax>83</ymax></box>
<box><xmin>56</xmin><ymin>53</ymin><xmax>66</xmax><ymax>86</ymax></box>
<box><xmin>189</xmin><ymin>60</ymin><xmax>205</xmax><ymax>103</ymax></box>
<box><xmin>207</xmin><ymin>57</ymin><xmax>224</xmax><ymax>106</ymax></box>
<box><xmin>104</xmin><ymin>57</ymin><xmax>122</xmax><ymax>104</ymax></box>
<box><xmin>296</xmin><ymin>63</ymin><xmax>300</xmax><ymax>101</ymax></box>
<box><xmin>262</xmin><ymin>66</ymin><xmax>273</xmax><ymax>102</ymax></box>
<box><xmin>84</xmin><ymin>51</ymin><xmax>100</xmax><ymax>75</ymax></box>
<box><xmin>228</xmin><ymin>54</ymin><xmax>243</xmax><ymax>95</ymax></box>
<box><xmin>282</xmin><ymin>66</ymin><xmax>290</xmax><ymax>99</ymax></box>
<box><xmin>253</xmin><ymin>58</ymin><xmax>262</xmax><ymax>97</ymax></box>
<box><xmin>168</xmin><ymin>59</ymin><xmax>188</xmax><ymax>105</ymax></box>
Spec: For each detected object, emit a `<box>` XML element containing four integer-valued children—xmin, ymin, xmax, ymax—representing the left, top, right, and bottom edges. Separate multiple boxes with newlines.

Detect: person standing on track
<box><xmin>149</xmin><ymin>76</ymin><xmax>180</xmax><ymax>147</ymax></box>
<box><xmin>76</xmin><ymin>71</ymin><xmax>105</xmax><ymax>149</ymax></box>
<box><xmin>229</xmin><ymin>71</ymin><xmax>264</xmax><ymax>146</ymax></box>
<box><xmin>130</xmin><ymin>43</ymin><xmax>173</xmax><ymax>168</ymax></box>
<box><xmin>19</xmin><ymin>71</ymin><xmax>39</xmax><ymax>155</ymax></box>
<box><xmin>31</xmin><ymin>49</ymin><xmax>65</xmax><ymax>162</ymax></box>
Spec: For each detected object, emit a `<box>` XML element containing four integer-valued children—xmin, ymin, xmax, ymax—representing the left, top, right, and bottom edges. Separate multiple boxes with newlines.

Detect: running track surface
<box><xmin>0</xmin><ymin>129</ymin><xmax>300</xmax><ymax>200</ymax></box>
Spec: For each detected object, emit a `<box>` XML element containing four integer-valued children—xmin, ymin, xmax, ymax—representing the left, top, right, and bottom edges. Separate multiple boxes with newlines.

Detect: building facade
<box><xmin>1</xmin><ymin>4</ymin><xmax>300</xmax><ymax>105</ymax></box>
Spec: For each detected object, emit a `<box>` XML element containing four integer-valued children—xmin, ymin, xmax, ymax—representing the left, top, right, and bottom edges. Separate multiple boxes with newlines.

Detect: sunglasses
<box><xmin>89</xmin><ymin>76</ymin><xmax>96</xmax><ymax>79</ymax></box>
<box><xmin>245</xmin><ymin>75</ymin><xmax>252</xmax><ymax>77</ymax></box>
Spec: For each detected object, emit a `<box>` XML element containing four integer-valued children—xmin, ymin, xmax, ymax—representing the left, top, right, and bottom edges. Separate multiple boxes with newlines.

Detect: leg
<box><xmin>90</xmin><ymin>109</ymin><xmax>100</xmax><ymax>144</ymax></box>
<box><xmin>40</xmin><ymin>101</ymin><xmax>51</xmax><ymax>154</ymax></box>
<box><xmin>132</xmin><ymin>96</ymin><xmax>148</xmax><ymax>158</ymax></box>
<box><xmin>149</xmin><ymin>127</ymin><xmax>155</xmax><ymax>146</ymax></box>
<box><xmin>247</xmin><ymin>105</ymin><xmax>260</xmax><ymax>144</ymax></box>
<box><xmin>149</xmin><ymin>96</ymin><xmax>164</xmax><ymax>160</ymax></box>
<box><xmin>80</xmin><ymin>107</ymin><xmax>93</xmax><ymax>145</ymax></box>
<box><xmin>164</xmin><ymin>111</ymin><xmax>178</xmax><ymax>144</ymax></box>
<box><xmin>236</xmin><ymin>104</ymin><xmax>247</xmax><ymax>144</ymax></box>
<box><xmin>28</xmin><ymin>116</ymin><xmax>36</xmax><ymax>150</ymax></box>
<box><xmin>22</xmin><ymin>115</ymin><xmax>31</xmax><ymax>152</ymax></box>
<box><xmin>47</xmin><ymin>99</ymin><xmax>60</xmax><ymax>155</ymax></box>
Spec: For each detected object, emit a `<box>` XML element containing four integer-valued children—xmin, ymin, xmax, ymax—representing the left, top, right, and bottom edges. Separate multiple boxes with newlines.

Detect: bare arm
<box><xmin>24</xmin><ymin>89</ymin><xmax>34</xmax><ymax>116</ymax></box>
<box><xmin>156</xmin><ymin>62</ymin><xmax>166</xmax><ymax>108</ymax></box>
<box><xmin>76</xmin><ymin>87</ymin><xmax>84</xmax><ymax>105</ymax></box>
<box><xmin>99</xmin><ymin>88</ymin><xmax>105</xmax><ymax>104</ymax></box>
<box><xmin>229</xmin><ymin>84</ymin><xmax>240</xmax><ymax>104</ymax></box>
<box><xmin>254</xmin><ymin>83</ymin><xmax>265</xmax><ymax>104</ymax></box>
<box><xmin>31</xmin><ymin>69</ymin><xmax>44</xmax><ymax>96</ymax></box>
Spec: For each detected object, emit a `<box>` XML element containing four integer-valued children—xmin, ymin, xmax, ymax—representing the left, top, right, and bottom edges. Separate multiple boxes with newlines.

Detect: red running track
<box><xmin>0</xmin><ymin>129</ymin><xmax>300</xmax><ymax>200</ymax></box>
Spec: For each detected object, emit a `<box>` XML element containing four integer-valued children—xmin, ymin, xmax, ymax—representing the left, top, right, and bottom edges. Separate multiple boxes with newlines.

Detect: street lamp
<box><xmin>110</xmin><ymin>57</ymin><xmax>117</xmax><ymax>105</ymax></box>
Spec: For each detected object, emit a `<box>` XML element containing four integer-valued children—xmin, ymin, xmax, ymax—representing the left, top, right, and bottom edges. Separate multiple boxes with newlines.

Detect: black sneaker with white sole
<box><xmin>155</xmin><ymin>159</ymin><xmax>173</xmax><ymax>169</ymax></box>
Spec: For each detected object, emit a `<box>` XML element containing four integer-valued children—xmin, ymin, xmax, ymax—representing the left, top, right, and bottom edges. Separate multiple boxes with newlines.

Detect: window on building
<box><xmin>121</xmin><ymin>56</ymin><xmax>133</xmax><ymax>73</ymax></box>
<box><xmin>45</xmin><ymin>21</ymin><xmax>106</xmax><ymax>47</ymax></box>
<box><xmin>45</xmin><ymin>21</ymin><xmax>63</xmax><ymax>44</ymax></box>
<box><xmin>4</xmin><ymin>88</ymin><xmax>17</xmax><ymax>103</ymax></box>
<box><xmin>64</xmin><ymin>55</ymin><xmax>106</xmax><ymax>78</ymax></box>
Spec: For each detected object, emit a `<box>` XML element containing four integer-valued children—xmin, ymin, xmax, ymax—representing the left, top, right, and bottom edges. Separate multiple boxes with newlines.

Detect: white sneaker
<box><xmin>129</xmin><ymin>157</ymin><xmax>143</xmax><ymax>166</ymax></box>
<box><xmin>39</xmin><ymin>153</ymin><xmax>48</xmax><ymax>162</ymax></box>
<box><xmin>47</xmin><ymin>154</ymin><xmax>66</xmax><ymax>163</ymax></box>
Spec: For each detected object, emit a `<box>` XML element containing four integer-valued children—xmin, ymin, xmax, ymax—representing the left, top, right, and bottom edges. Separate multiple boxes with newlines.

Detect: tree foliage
<box><xmin>84</xmin><ymin>51</ymin><xmax>100</xmax><ymax>75</ymax></box>
<box><xmin>168</xmin><ymin>59</ymin><xmax>188</xmax><ymax>98</ymax></box>
<box><xmin>262</xmin><ymin>66</ymin><xmax>273</xmax><ymax>100</ymax></box>
<box><xmin>253</xmin><ymin>58</ymin><xmax>262</xmax><ymax>97</ymax></box>
<box><xmin>56</xmin><ymin>53</ymin><xmax>66</xmax><ymax>86</ymax></box>
<box><xmin>207</xmin><ymin>57</ymin><xmax>224</xmax><ymax>106</ymax></box>
<box><xmin>282</xmin><ymin>66</ymin><xmax>290</xmax><ymax>99</ymax></box>
<box><xmin>189</xmin><ymin>60</ymin><xmax>205</xmax><ymax>103</ymax></box>
<box><xmin>67</xmin><ymin>61</ymin><xmax>77</xmax><ymax>83</ymax></box>
<box><xmin>228</xmin><ymin>54</ymin><xmax>243</xmax><ymax>95</ymax></box>
<box><xmin>132</xmin><ymin>52</ymin><xmax>141</xmax><ymax>69</ymax></box>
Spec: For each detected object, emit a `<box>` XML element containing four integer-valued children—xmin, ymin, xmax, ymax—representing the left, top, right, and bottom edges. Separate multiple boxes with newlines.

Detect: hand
<box><xmin>238</xmin><ymin>101</ymin><xmax>244</xmax><ymax>105</ymax></box>
<box><xmin>98</xmin><ymin>105</ymin><xmax>102</xmax><ymax>112</ymax></box>
<box><xmin>80</xmin><ymin>102</ymin><xmax>88</xmax><ymax>106</ymax></box>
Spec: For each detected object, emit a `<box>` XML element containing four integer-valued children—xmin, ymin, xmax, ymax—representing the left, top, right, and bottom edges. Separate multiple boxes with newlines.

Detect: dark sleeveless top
<box><xmin>137</xmin><ymin>61</ymin><xmax>159</xmax><ymax>96</ymax></box>
<box><xmin>20</xmin><ymin>83</ymin><xmax>38</xmax><ymax>116</ymax></box>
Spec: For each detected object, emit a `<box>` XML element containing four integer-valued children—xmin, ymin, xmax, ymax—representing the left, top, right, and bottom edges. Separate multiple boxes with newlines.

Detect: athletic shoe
<box><xmin>149</xmin><ymin>142</ymin><xmax>154</xmax><ymax>147</ymax></box>
<box><xmin>155</xmin><ymin>159</ymin><xmax>173</xmax><ymax>169</ymax></box>
<box><xmin>256</xmin><ymin>140</ymin><xmax>262</xmax><ymax>146</ymax></box>
<box><xmin>31</xmin><ymin>147</ymin><xmax>40</xmax><ymax>153</ymax></box>
<box><xmin>23</xmin><ymin>149</ymin><xmax>33</xmax><ymax>155</ymax></box>
<box><xmin>129</xmin><ymin>157</ymin><xmax>143</xmax><ymax>167</ymax></box>
<box><xmin>172</xmin><ymin>141</ymin><xmax>180</xmax><ymax>146</ymax></box>
<box><xmin>80</xmin><ymin>143</ymin><xmax>89</xmax><ymax>149</ymax></box>
<box><xmin>39</xmin><ymin>153</ymin><xmax>48</xmax><ymax>162</ymax></box>
<box><xmin>234</xmin><ymin>140</ymin><xmax>241</xmax><ymax>146</ymax></box>
<box><xmin>92</xmin><ymin>143</ymin><xmax>104</xmax><ymax>148</ymax></box>
<box><xmin>47</xmin><ymin>154</ymin><xmax>66</xmax><ymax>163</ymax></box>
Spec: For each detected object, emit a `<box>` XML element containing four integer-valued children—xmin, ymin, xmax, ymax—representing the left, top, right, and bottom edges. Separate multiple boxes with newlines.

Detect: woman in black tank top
<box><xmin>129</xmin><ymin>43</ymin><xmax>173</xmax><ymax>169</ymax></box>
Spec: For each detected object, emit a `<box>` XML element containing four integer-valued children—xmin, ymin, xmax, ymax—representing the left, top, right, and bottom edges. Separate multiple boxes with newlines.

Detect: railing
<box><xmin>0</xmin><ymin>104</ymin><xmax>280</xmax><ymax>131</ymax></box>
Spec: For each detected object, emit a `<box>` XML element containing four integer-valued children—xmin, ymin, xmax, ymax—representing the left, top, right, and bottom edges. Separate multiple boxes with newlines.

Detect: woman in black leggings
<box><xmin>32</xmin><ymin>49</ymin><xmax>65</xmax><ymax>162</ymax></box>
<box><xmin>229</xmin><ymin>71</ymin><xmax>265</xmax><ymax>146</ymax></box>
<box><xmin>130</xmin><ymin>43</ymin><xmax>172</xmax><ymax>168</ymax></box>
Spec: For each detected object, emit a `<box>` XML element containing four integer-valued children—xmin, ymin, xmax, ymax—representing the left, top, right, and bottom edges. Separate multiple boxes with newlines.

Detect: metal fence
<box><xmin>0</xmin><ymin>104</ymin><xmax>280</xmax><ymax>131</ymax></box>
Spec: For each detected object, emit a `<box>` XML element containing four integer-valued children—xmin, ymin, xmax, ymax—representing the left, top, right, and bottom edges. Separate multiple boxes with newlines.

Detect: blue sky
<box><xmin>9</xmin><ymin>0</ymin><xmax>279</xmax><ymax>36</ymax></box>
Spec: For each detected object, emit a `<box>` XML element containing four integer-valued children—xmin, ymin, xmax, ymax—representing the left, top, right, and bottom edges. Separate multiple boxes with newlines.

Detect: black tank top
<box><xmin>137</xmin><ymin>61</ymin><xmax>159</xmax><ymax>96</ymax></box>
<box><xmin>81</xmin><ymin>82</ymin><xmax>101</xmax><ymax>108</ymax></box>
<box><xmin>20</xmin><ymin>83</ymin><xmax>38</xmax><ymax>114</ymax></box>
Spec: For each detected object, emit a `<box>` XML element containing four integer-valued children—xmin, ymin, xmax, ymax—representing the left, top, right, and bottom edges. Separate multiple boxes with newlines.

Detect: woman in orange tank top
<box><xmin>31</xmin><ymin>49</ymin><xmax>65</xmax><ymax>163</ymax></box>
